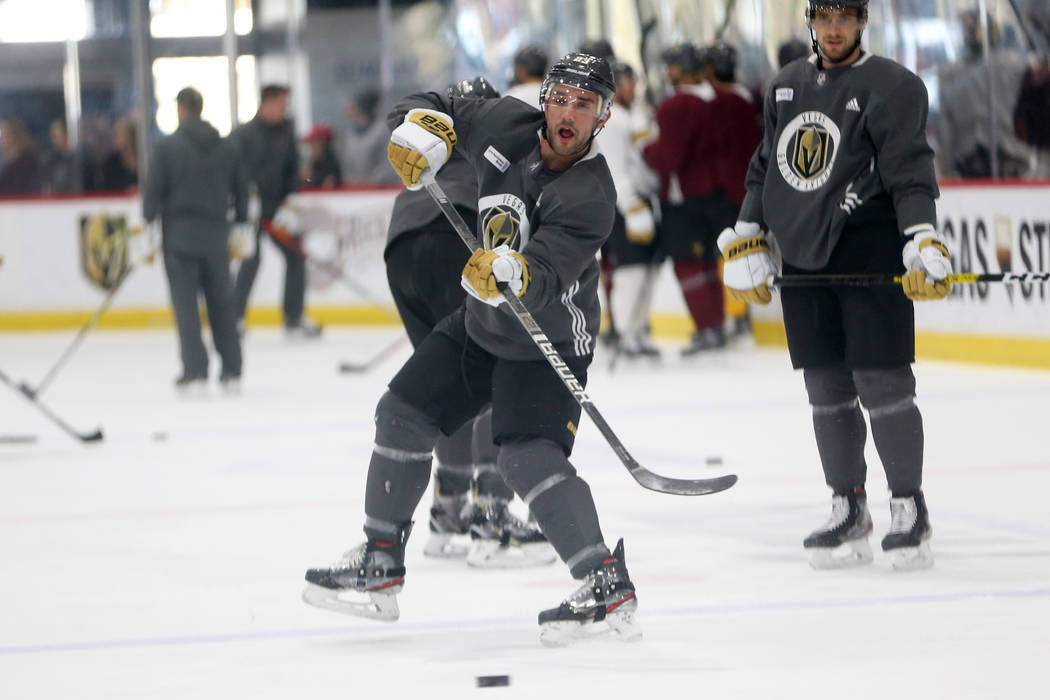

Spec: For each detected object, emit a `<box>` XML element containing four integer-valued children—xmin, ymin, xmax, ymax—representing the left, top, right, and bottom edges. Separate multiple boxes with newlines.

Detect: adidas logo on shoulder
<box><xmin>846</xmin><ymin>97</ymin><xmax>861</xmax><ymax>112</ymax></box>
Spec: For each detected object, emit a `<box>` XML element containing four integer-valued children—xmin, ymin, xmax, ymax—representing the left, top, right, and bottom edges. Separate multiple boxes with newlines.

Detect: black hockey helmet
<box><xmin>513</xmin><ymin>45</ymin><xmax>549</xmax><ymax>80</ymax></box>
<box><xmin>660</xmin><ymin>42</ymin><xmax>704</xmax><ymax>74</ymax></box>
<box><xmin>540</xmin><ymin>51</ymin><xmax>616</xmax><ymax>122</ymax></box>
<box><xmin>610</xmin><ymin>59</ymin><xmax>636</xmax><ymax>84</ymax></box>
<box><xmin>806</xmin><ymin>0</ymin><xmax>869</xmax><ymax>21</ymax></box>
<box><xmin>577</xmin><ymin>38</ymin><xmax>616</xmax><ymax>62</ymax></box>
<box><xmin>708</xmin><ymin>43</ymin><xmax>738</xmax><ymax>82</ymax></box>
<box><xmin>447</xmin><ymin>75</ymin><xmax>500</xmax><ymax>100</ymax></box>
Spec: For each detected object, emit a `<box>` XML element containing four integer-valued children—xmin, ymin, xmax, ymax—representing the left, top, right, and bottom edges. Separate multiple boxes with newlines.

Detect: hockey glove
<box><xmin>387</xmin><ymin>109</ymin><xmax>456</xmax><ymax>190</ymax></box>
<box><xmin>901</xmin><ymin>230</ymin><xmax>952</xmax><ymax>301</ymax></box>
<box><xmin>129</xmin><ymin>221</ymin><xmax>161</xmax><ymax>266</ymax></box>
<box><xmin>717</xmin><ymin>222</ymin><xmax>775</xmax><ymax>305</ymax></box>
<box><xmin>229</xmin><ymin>222</ymin><xmax>257</xmax><ymax>261</ymax></box>
<box><xmin>460</xmin><ymin>245</ymin><xmax>530</xmax><ymax>307</ymax></box>
<box><xmin>272</xmin><ymin>195</ymin><xmax>304</xmax><ymax>235</ymax></box>
<box><xmin>624</xmin><ymin>198</ymin><xmax>655</xmax><ymax>244</ymax></box>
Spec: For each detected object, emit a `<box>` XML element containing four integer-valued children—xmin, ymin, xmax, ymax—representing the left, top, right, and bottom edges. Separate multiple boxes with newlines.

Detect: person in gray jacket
<box><xmin>143</xmin><ymin>87</ymin><xmax>247</xmax><ymax>392</ymax></box>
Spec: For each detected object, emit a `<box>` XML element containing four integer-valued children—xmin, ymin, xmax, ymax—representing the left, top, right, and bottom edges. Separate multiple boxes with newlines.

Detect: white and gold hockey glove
<box><xmin>901</xmin><ymin>229</ymin><xmax>952</xmax><ymax>301</ymax></box>
<box><xmin>461</xmin><ymin>245</ymin><xmax>530</xmax><ymax>307</ymax></box>
<box><xmin>228</xmin><ymin>222</ymin><xmax>257</xmax><ymax>261</ymax></box>
<box><xmin>717</xmin><ymin>222</ymin><xmax>776</xmax><ymax>305</ymax></box>
<box><xmin>387</xmin><ymin>109</ymin><xmax>456</xmax><ymax>190</ymax></box>
<box><xmin>624</xmin><ymin>198</ymin><xmax>655</xmax><ymax>244</ymax></box>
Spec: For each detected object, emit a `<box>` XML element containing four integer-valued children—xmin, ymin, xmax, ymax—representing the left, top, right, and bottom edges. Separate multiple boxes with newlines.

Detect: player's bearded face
<box><xmin>543</xmin><ymin>84</ymin><xmax>603</xmax><ymax>156</ymax></box>
<box><xmin>811</xmin><ymin>8</ymin><xmax>865</xmax><ymax>64</ymax></box>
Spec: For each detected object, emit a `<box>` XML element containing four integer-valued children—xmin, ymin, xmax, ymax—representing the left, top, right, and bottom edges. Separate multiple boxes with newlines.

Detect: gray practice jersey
<box><xmin>388</xmin><ymin>93</ymin><xmax>617</xmax><ymax>361</ymax></box>
<box><xmin>384</xmin><ymin>151</ymin><xmax>476</xmax><ymax>255</ymax></box>
<box><xmin>740</xmin><ymin>53</ymin><xmax>939</xmax><ymax>269</ymax></box>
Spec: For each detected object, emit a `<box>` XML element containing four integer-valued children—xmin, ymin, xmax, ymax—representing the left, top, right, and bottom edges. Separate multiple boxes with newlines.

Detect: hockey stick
<box><xmin>338</xmin><ymin>334</ymin><xmax>411</xmax><ymax>374</ymax></box>
<box><xmin>770</xmin><ymin>272</ymin><xmax>1050</xmax><ymax>288</ymax></box>
<box><xmin>0</xmin><ymin>368</ymin><xmax>103</xmax><ymax>443</ymax></box>
<box><xmin>262</xmin><ymin>220</ymin><xmax>402</xmax><ymax>323</ymax></box>
<box><xmin>421</xmin><ymin>172</ymin><xmax>736</xmax><ymax>496</ymax></box>
<box><xmin>19</xmin><ymin>265</ymin><xmax>133</xmax><ymax>400</ymax></box>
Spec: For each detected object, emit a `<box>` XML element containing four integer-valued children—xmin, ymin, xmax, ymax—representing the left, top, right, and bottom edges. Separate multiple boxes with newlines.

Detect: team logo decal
<box><xmin>776</xmin><ymin>110</ymin><xmax>841</xmax><ymax>192</ymax></box>
<box><xmin>478</xmin><ymin>193</ymin><xmax>530</xmax><ymax>250</ymax></box>
<box><xmin>79</xmin><ymin>214</ymin><xmax>130</xmax><ymax>290</ymax></box>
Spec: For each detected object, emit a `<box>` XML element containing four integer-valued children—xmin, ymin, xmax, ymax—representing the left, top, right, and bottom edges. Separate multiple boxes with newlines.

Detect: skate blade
<box><xmin>423</xmin><ymin>533</ymin><xmax>469</xmax><ymax>559</ymax></box>
<box><xmin>466</xmin><ymin>540</ymin><xmax>557</xmax><ymax>569</ymax></box>
<box><xmin>888</xmin><ymin>541</ymin><xmax>934</xmax><ymax>571</ymax></box>
<box><xmin>539</xmin><ymin>603</ymin><xmax>643</xmax><ymax>647</ymax></box>
<box><xmin>301</xmin><ymin>583</ymin><xmax>400</xmax><ymax>621</ymax></box>
<box><xmin>807</xmin><ymin>539</ymin><xmax>874</xmax><ymax>570</ymax></box>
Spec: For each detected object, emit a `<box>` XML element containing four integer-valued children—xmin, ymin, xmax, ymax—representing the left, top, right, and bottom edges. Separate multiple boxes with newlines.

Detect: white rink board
<box><xmin>2</xmin><ymin>184</ymin><xmax>1048</xmax><ymax>342</ymax></box>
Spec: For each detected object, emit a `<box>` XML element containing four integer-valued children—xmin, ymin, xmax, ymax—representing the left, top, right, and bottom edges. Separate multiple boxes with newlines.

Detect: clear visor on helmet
<box><xmin>542</xmin><ymin>82</ymin><xmax>604</xmax><ymax>118</ymax></box>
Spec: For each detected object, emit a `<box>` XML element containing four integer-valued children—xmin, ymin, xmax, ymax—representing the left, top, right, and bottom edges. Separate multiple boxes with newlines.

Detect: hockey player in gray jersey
<box><xmin>718</xmin><ymin>0</ymin><xmax>948</xmax><ymax>571</ymax></box>
<box><xmin>382</xmin><ymin>76</ymin><xmax>552</xmax><ymax>568</ymax></box>
<box><xmin>303</xmin><ymin>53</ymin><xmax>640</xmax><ymax>646</ymax></box>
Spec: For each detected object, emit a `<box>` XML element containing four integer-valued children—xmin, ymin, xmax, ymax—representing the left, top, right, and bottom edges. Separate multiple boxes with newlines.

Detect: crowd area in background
<box><xmin>2</xmin><ymin>5</ymin><xmax>1050</xmax><ymax>197</ymax></box>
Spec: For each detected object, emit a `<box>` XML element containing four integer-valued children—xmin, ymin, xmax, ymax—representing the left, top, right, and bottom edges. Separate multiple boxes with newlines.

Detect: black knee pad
<box><xmin>496</xmin><ymin>436</ymin><xmax>576</xmax><ymax>502</ymax></box>
<box><xmin>853</xmin><ymin>366</ymin><xmax>916</xmax><ymax>411</ymax></box>
<box><xmin>803</xmin><ymin>365</ymin><xmax>858</xmax><ymax>407</ymax></box>
<box><xmin>374</xmin><ymin>390</ymin><xmax>441</xmax><ymax>453</ymax></box>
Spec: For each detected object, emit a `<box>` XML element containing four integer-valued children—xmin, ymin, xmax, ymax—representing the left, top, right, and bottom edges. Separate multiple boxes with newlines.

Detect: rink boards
<box><xmin>0</xmin><ymin>182</ymin><xmax>1048</xmax><ymax>368</ymax></box>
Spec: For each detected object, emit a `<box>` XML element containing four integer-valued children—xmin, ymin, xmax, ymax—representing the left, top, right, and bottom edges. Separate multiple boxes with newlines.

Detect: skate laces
<box><xmin>888</xmin><ymin>498</ymin><xmax>918</xmax><ymax>534</ymax></box>
<box><xmin>822</xmin><ymin>494</ymin><xmax>851</xmax><ymax>530</ymax></box>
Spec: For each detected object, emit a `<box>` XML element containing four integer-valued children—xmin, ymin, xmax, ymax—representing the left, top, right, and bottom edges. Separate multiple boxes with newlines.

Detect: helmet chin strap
<box><xmin>811</xmin><ymin>28</ymin><xmax>864</xmax><ymax>69</ymax></box>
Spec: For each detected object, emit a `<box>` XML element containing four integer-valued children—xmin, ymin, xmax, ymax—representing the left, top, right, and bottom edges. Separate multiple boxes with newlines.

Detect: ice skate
<box><xmin>882</xmin><ymin>491</ymin><xmax>933</xmax><ymax>571</ymax></box>
<box><xmin>302</xmin><ymin>526</ymin><xmax>410</xmax><ymax>621</ymax></box>
<box><xmin>423</xmin><ymin>490</ymin><xmax>472</xmax><ymax>559</ymax></box>
<box><xmin>538</xmin><ymin>538</ymin><xmax>641</xmax><ymax>647</ymax></box>
<box><xmin>804</xmin><ymin>487</ymin><xmax>874</xmax><ymax>569</ymax></box>
<box><xmin>466</xmin><ymin>496</ymin><xmax>556</xmax><ymax>568</ymax></box>
<box><xmin>174</xmin><ymin>374</ymin><xmax>207</xmax><ymax>397</ymax></box>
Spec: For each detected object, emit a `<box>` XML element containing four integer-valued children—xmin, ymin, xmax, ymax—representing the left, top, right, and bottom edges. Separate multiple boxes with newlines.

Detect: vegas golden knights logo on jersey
<box><xmin>478</xmin><ymin>193</ymin><xmax>531</xmax><ymax>250</ymax></box>
<box><xmin>483</xmin><ymin>208</ymin><xmax>518</xmax><ymax>249</ymax></box>
<box><xmin>79</xmin><ymin>214</ymin><xmax>130</xmax><ymax>290</ymax></box>
<box><xmin>793</xmin><ymin>125</ymin><xmax>830</xmax><ymax>180</ymax></box>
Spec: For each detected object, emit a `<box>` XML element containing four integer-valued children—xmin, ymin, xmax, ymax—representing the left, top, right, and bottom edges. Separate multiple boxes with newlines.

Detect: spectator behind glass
<box><xmin>0</xmin><ymin>118</ymin><xmax>41</xmax><ymax>194</ymax></box>
<box><xmin>1013</xmin><ymin>3</ymin><xmax>1050</xmax><ymax>175</ymax></box>
<box><xmin>42</xmin><ymin>119</ymin><xmax>78</xmax><ymax>193</ymax></box>
<box><xmin>342</xmin><ymin>86</ymin><xmax>399</xmax><ymax>185</ymax></box>
<box><xmin>504</xmin><ymin>44</ymin><xmax>548</xmax><ymax>108</ymax></box>
<box><xmin>301</xmin><ymin>123</ymin><xmax>342</xmax><ymax>188</ymax></box>
<box><xmin>936</xmin><ymin>10</ymin><xmax>1032</xmax><ymax>178</ymax></box>
<box><xmin>99</xmin><ymin>116</ymin><xmax>139</xmax><ymax>191</ymax></box>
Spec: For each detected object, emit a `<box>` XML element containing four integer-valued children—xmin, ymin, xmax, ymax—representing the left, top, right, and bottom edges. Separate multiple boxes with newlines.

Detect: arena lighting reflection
<box><xmin>0</xmin><ymin>0</ymin><xmax>88</xmax><ymax>42</ymax></box>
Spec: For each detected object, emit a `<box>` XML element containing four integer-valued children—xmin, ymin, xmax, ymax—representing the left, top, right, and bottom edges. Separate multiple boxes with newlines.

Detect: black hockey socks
<box><xmin>497</xmin><ymin>436</ymin><xmax>609</xmax><ymax>578</ymax></box>
<box><xmin>804</xmin><ymin>366</ymin><xmax>868</xmax><ymax>492</ymax></box>
<box><xmin>364</xmin><ymin>391</ymin><xmax>441</xmax><ymax>540</ymax></box>
<box><xmin>854</xmin><ymin>367</ymin><xmax>924</xmax><ymax>496</ymax></box>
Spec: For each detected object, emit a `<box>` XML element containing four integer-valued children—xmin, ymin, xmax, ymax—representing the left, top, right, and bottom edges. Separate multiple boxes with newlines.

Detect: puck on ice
<box><xmin>705</xmin><ymin>456</ymin><xmax>723</xmax><ymax>466</ymax></box>
<box><xmin>476</xmin><ymin>675</ymin><xmax>510</xmax><ymax>688</ymax></box>
<box><xmin>151</xmin><ymin>431</ymin><xmax>168</xmax><ymax>442</ymax></box>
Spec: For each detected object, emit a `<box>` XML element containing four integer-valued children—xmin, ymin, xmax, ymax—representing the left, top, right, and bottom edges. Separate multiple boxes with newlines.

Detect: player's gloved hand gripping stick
<box><xmin>419</xmin><ymin>169</ymin><xmax>736</xmax><ymax>497</ymax></box>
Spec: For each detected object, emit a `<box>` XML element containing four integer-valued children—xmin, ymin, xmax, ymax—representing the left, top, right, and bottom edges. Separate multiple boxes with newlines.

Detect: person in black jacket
<box><xmin>229</xmin><ymin>84</ymin><xmax>319</xmax><ymax>337</ymax></box>
<box><xmin>143</xmin><ymin>87</ymin><xmax>248</xmax><ymax>393</ymax></box>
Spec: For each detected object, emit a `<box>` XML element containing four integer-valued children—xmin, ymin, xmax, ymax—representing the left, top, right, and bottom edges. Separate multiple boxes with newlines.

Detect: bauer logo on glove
<box><xmin>387</xmin><ymin>109</ymin><xmax>456</xmax><ymax>190</ymax></box>
<box><xmin>717</xmin><ymin>222</ymin><xmax>776</xmax><ymax>305</ymax></box>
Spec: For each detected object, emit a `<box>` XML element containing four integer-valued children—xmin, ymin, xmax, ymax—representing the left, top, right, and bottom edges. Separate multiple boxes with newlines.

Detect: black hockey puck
<box><xmin>705</xmin><ymin>456</ymin><xmax>723</xmax><ymax>466</ymax></box>
<box><xmin>151</xmin><ymin>431</ymin><xmax>168</xmax><ymax>442</ymax></box>
<box><xmin>476</xmin><ymin>675</ymin><xmax>510</xmax><ymax>688</ymax></box>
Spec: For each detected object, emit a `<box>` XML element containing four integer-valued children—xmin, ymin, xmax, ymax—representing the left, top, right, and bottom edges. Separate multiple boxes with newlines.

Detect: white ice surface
<box><xmin>1</xmin><ymin>327</ymin><xmax>1048</xmax><ymax>699</ymax></box>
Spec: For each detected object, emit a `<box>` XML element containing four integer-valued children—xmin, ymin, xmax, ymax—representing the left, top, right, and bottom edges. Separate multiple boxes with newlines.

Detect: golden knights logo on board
<box><xmin>79</xmin><ymin>214</ymin><xmax>130</xmax><ymax>290</ymax></box>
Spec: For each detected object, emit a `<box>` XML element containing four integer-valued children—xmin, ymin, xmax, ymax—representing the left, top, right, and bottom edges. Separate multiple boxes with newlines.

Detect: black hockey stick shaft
<box><xmin>22</xmin><ymin>266</ymin><xmax>132</xmax><ymax>400</ymax></box>
<box><xmin>338</xmin><ymin>334</ymin><xmax>411</xmax><ymax>373</ymax></box>
<box><xmin>421</xmin><ymin>172</ymin><xmax>736</xmax><ymax>496</ymax></box>
<box><xmin>770</xmin><ymin>272</ymin><xmax>1050</xmax><ymax>288</ymax></box>
<box><xmin>0</xmin><ymin>368</ymin><xmax>103</xmax><ymax>443</ymax></box>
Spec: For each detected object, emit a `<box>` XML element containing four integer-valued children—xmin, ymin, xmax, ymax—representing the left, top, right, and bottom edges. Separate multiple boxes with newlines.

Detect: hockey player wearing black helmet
<box><xmin>539</xmin><ymin>51</ymin><xmax>616</xmax><ymax>157</ymax></box>
<box><xmin>305</xmin><ymin>54</ymin><xmax>640</xmax><ymax>646</ymax></box>
<box><xmin>806</xmin><ymin>0</ymin><xmax>869</xmax><ymax>67</ymax></box>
